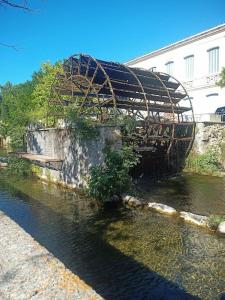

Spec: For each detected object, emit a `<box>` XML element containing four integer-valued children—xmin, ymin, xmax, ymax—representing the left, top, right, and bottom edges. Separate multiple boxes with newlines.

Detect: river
<box><xmin>0</xmin><ymin>171</ymin><xmax>225</xmax><ymax>299</ymax></box>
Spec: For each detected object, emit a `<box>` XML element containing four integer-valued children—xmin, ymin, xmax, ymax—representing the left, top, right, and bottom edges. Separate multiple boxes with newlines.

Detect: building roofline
<box><xmin>125</xmin><ymin>23</ymin><xmax>225</xmax><ymax>66</ymax></box>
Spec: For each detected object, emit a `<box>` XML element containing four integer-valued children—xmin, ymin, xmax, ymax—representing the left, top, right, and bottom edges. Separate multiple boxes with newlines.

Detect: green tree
<box><xmin>0</xmin><ymin>80</ymin><xmax>35</xmax><ymax>149</ymax></box>
<box><xmin>0</xmin><ymin>61</ymin><xmax>64</xmax><ymax>149</ymax></box>
<box><xmin>31</xmin><ymin>62</ymin><xmax>64</xmax><ymax>126</ymax></box>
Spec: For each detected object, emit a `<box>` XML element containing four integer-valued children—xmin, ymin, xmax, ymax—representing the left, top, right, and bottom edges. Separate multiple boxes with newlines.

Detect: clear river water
<box><xmin>0</xmin><ymin>171</ymin><xmax>225</xmax><ymax>299</ymax></box>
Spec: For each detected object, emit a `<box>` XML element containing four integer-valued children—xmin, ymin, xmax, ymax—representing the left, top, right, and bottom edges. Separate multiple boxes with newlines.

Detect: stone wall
<box><xmin>193</xmin><ymin>122</ymin><xmax>225</xmax><ymax>166</ymax></box>
<box><xmin>27</xmin><ymin>126</ymin><xmax>122</xmax><ymax>188</ymax></box>
<box><xmin>27</xmin><ymin>128</ymin><xmax>66</xmax><ymax>159</ymax></box>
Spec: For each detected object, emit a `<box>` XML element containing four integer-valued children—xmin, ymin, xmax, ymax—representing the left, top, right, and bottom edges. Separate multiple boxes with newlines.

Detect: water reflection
<box><xmin>0</xmin><ymin>173</ymin><xmax>225</xmax><ymax>299</ymax></box>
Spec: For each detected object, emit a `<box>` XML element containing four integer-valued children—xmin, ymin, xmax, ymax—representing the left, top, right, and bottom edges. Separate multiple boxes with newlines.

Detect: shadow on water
<box><xmin>0</xmin><ymin>180</ymin><xmax>201</xmax><ymax>300</ymax></box>
<box><xmin>138</xmin><ymin>174</ymin><xmax>225</xmax><ymax>216</ymax></box>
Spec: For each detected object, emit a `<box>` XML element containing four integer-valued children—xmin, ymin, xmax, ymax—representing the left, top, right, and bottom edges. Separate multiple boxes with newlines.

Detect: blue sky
<box><xmin>0</xmin><ymin>0</ymin><xmax>225</xmax><ymax>85</ymax></box>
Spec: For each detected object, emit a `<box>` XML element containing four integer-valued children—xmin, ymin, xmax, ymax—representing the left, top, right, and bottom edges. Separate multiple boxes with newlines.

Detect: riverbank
<box><xmin>0</xmin><ymin>210</ymin><xmax>102</xmax><ymax>300</ymax></box>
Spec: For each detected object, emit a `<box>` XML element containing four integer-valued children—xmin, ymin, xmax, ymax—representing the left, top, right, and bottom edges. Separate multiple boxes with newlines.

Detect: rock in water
<box><xmin>128</xmin><ymin>196</ymin><xmax>143</xmax><ymax>207</ymax></box>
<box><xmin>148</xmin><ymin>202</ymin><xmax>177</xmax><ymax>215</ymax></box>
<box><xmin>180</xmin><ymin>212</ymin><xmax>209</xmax><ymax>227</ymax></box>
<box><xmin>217</xmin><ymin>221</ymin><xmax>225</xmax><ymax>234</ymax></box>
<box><xmin>121</xmin><ymin>195</ymin><xmax>143</xmax><ymax>207</ymax></box>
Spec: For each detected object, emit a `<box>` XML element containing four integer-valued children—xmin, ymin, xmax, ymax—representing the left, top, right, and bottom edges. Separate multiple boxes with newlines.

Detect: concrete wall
<box><xmin>27</xmin><ymin>128</ymin><xmax>66</xmax><ymax>159</ymax></box>
<box><xmin>27</xmin><ymin>126</ymin><xmax>122</xmax><ymax>188</ymax></box>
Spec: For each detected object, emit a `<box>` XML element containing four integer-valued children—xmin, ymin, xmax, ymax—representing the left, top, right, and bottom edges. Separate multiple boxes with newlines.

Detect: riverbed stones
<box><xmin>121</xmin><ymin>196</ymin><xmax>225</xmax><ymax>236</ymax></box>
<box><xmin>121</xmin><ymin>195</ymin><xmax>143</xmax><ymax>207</ymax></box>
<box><xmin>180</xmin><ymin>211</ymin><xmax>209</xmax><ymax>227</ymax></box>
<box><xmin>217</xmin><ymin>221</ymin><xmax>225</xmax><ymax>235</ymax></box>
<box><xmin>147</xmin><ymin>202</ymin><xmax>177</xmax><ymax>215</ymax></box>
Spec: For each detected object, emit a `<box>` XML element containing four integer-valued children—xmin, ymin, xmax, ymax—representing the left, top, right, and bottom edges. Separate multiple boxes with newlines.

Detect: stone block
<box><xmin>148</xmin><ymin>202</ymin><xmax>177</xmax><ymax>215</ymax></box>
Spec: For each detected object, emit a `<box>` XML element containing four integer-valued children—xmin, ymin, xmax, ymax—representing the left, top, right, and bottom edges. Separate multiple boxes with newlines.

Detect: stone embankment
<box><xmin>0</xmin><ymin>211</ymin><xmax>102</xmax><ymax>300</ymax></box>
<box><xmin>121</xmin><ymin>195</ymin><xmax>225</xmax><ymax>235</ymax></box>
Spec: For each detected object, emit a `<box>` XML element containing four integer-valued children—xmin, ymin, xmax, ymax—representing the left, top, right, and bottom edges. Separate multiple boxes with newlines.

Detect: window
<box><xmin>184</xmin><ymin>55</ymin><xmax>194</xmax><ymax>80</ymax></box>
<box><xmin>208</xmin><ymin>47</ymin><xmax>219</xmax><ymax>74</ymax></box>
<box><xmin>165</xmin><ymin>61</ymin><xmax>174</xmax><ymax>75</ymax></box>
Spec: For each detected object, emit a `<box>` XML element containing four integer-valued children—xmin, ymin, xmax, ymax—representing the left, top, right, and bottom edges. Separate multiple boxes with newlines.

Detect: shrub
<box><xmin>7</xmin><ymin>157</ymin><xmax>33</xmax><ymax>178</ymax></box>
<box><xmin>208</xmin><ymin>215</ymin><xmax>225</xmax><ymax>229</ymax></box>
<box><xmin>88</xmin><ymin>146</ymin><xmax>140</xmax><ymax>202</ymax></box>
<box><xmin>185</xmin><ymin>149</ymin><xmax>221</xmax><ymax>175</ymax></box>
<box><xmin>71</xmin><ymin>117</ymin><xmax>99</xmax><ymax>140</ymax></box>
<box><xmin>66</xmin><ymin>107</ymin><xmax>99</xmax><ymax>140</ymax></box>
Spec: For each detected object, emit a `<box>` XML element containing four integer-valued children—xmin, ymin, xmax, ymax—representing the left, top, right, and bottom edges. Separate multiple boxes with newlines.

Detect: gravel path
<box><xmin>0</xmin><ymin>210</ymin><xmax>102</xmax><ymax>300</ymax></box>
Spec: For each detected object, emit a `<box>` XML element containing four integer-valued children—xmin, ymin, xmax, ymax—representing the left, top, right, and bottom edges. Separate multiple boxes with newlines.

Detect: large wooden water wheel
<box><xmin>53</xmin><ymin>54</ymin><xmax>195</xmax><ymax>174</ymax></box>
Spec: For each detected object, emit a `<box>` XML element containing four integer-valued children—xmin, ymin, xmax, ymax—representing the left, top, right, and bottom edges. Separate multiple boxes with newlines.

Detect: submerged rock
<box><xmin>180</xmin><ymin>212</ymin><xmax>209</xmax><ymax>227</ymax></box>
<box><xmin>121</xmin><ymin>195</ymin><xmax>131</xmax><ymax>204</ymax></box>
<box><xmin>121</xmin><ymin>195</ymin><xmax>143</xmax><ymax>207</ymax></box>
<box><xmin>217</xmin><ymin>221</ymin><xmax>225</xmax><ymax>235</ymax></box>
<box><xmin>128</xmin><ymin>197</ymin><xmax>143</xmax><ymax>207</ymax></box>
<box><xmin>147</xmin><ymin>202</ymin><xmax>177</xmax><ymax>215</ymax></box>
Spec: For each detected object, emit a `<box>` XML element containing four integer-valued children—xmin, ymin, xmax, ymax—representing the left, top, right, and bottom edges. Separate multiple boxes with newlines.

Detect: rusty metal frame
<box><xmin>161</xmin><ymin>72</ymin><xmax>196</xmax><ymax>156</ymax></box>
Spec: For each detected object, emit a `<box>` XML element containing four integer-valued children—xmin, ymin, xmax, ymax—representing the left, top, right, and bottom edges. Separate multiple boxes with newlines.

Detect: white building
<box><xmin>125</xmin><ymin>24</ymin><xmax>225</xmax><ymax>122</ymax></box>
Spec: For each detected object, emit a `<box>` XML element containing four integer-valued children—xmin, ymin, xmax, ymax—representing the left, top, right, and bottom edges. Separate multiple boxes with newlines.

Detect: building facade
<box><xmin>125</xmin><ymin>24</ymin><xmax>225</xmax><ymax>121</ymax></box>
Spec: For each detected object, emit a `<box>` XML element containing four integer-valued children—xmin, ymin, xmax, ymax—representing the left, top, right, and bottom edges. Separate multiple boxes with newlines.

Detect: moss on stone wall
<box><xmin>184</xmin><ymin>149</ymin><xmax>223</xmax><ymax>176</ymax></box>
<box><xmin>190</xmin><ymin>123</ymin><xmax>225</xmax><ymax>176</ymax></box>
<box><xmin>31</xmin><ymin>165</ymin><xmax>42</xmax><ymax>177</ymax></box>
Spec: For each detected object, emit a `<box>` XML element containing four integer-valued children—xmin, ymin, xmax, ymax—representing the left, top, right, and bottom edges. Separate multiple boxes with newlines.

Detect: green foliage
<box><xmin>119</xmin><ymin>116</ymin><xmax>137</xmax><ymax>135</ymax></box>
<box><xmin>185</xmin><ymin>149</ymin><xmax>221</xmax><ymax>175</ymax></box>
<box><xmin>66</xmin><ymin>105</ymin><xmax>100</xmax><ymax>140</ymax></box>
<box><xmin>31</xmin><ymin>165</ymin><xmax>42</xmax><ymax>177</ymax></box>
<box><xmin>0</xmin><ymin>121</ymin><xmax>8</xmax><ymax>139</ymax></box>
<box><xmin>88</xmin><ymin>146</ymin><xmax>140</xmax><ymax>202</ymax></box>
<box><xmin>217</xmin><ymin>68</ymin><xmax>225</xmax><ymax>88</ymax></box>
<box><xmin>7</xmin><ymin>157</ymin><xmax>33</xmax><ymax>178</ymax></box>
<box><xmin>208</xmin><ymin>215</ymin><xmax>225</xmax><ymax>229</ymax></box>
<box><xmin>0</xmin><ymin>148</ymin><xmax>8</xmax><ymax>158</ymax></box>
<box><xmin>220</xmin><ymin>141</ymin><xmax>225</xmax><ymax>157</ymax></box>
<box><xmin>31</xmin><ymin>61</ymin><xmax>64</xmax><ymax>126</ymax></box>
<box><xmin>0</xmin><ymin>81</ymin><xmax>35</xmax><ymax>149</ymax></box>
<box><xmin>0</xmin><ymin>62</ymin><xmax>64</xmax><ymax>149</ymax></box>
